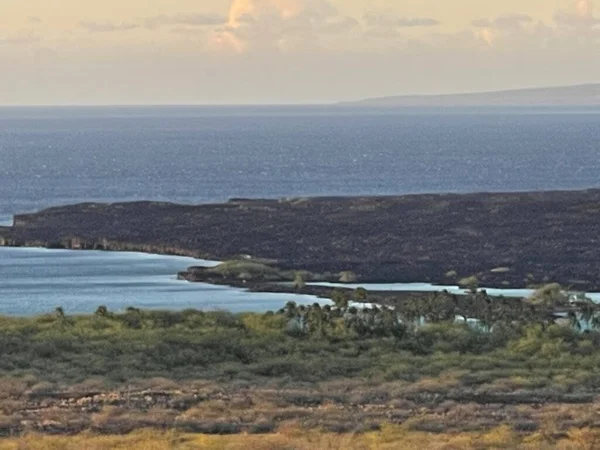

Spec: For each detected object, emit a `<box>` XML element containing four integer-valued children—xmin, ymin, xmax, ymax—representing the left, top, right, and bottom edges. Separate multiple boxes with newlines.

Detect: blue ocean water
<box><xmin>1</xmin><ymin>106</ymin><xmax>599</xmax><ymax>315</ymax></box>
<box><xmin>1</xmin><ymin>106</ymin><xmax>599</xmax><ymax>224</ymax></box>
<box><xmin>0</xmin><ymin>247</ymin><xmax>324</xmax><ymax>315</ymax></box>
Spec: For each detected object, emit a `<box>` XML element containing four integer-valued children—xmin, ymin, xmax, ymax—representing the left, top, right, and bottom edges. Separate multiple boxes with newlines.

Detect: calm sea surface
<box><xmin>1</xmin><ymin>106</ymin><xmax>599</xmax><ymax>314</ymax></box>
<box><xmin>1</xmin><ymin>106</ymin><xmax>599</xmax><ymax>224</ymax></box>
<box><xmin>0</xmin><ymin>247</ymin><xmax>323</xmax><ymax>316</ymax></box>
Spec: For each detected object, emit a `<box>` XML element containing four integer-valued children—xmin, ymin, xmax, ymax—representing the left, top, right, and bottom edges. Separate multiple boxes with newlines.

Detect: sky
<box><xmin>1</xmin><ymin>0</ymin><xmax>599</xmax><ymax>105</ymax></box>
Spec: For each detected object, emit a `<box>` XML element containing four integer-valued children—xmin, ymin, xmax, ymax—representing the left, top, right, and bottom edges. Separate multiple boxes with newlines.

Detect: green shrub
<box><xmin>208</xmin><ymin>260</ymin><xmax>282</xmax><ymax>280</ymax></box>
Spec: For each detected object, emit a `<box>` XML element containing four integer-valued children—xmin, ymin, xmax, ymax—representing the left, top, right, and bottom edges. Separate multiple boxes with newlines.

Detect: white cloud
<box><xmin>216</xmin><ymin>0</ymin><xmax>357</xmax><ymax>52</ymax></box>
<box><xmin>364</xmin><ymin>13</ymin><xmax>440</xmax><ymax>28</ymax></box>
<box><xmin>3</xmin><ymin>0</ymin><xmax>600</xmax><ymax>105</ymax></box>
<box><xmin>79</xmin><ymin>21</ymin><xmax>139</xmax><ymax>33</ymax></box>
<box><xmin>78</xmin><ymin>14</ymin><xmax>227</xmax><ymax>34</ymax></box>
<box><xmin>144</xmin><ymin>14</ymin><xmax>228</xmax><ymax>29</ymax></box>
<box><xmin>0</xmin><ymin>31</ymin><xmax>41</xmax><ymax>45</ymax></box>
<box><xmin>471</xmin><ymin>14</ymin><xmax>534</xmax><ymax>29</ymax></box>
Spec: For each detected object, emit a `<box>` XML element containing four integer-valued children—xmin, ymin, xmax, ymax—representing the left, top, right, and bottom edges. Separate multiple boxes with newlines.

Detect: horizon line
<box><xmin>1</xmin><ymin>82</ymin><xmax>599</xmax><ymax>109</ymax></box>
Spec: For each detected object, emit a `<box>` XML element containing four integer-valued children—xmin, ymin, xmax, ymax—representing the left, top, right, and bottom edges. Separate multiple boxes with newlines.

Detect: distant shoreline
<box><xmin>343</xmin><ymin>83</ymin><xmax>600</xmax><ymax>107</ymax></box>
<box><xmin>1</xmin><ymin>83</ymin><xmax>600</xmax><ymax>109</ymax></box>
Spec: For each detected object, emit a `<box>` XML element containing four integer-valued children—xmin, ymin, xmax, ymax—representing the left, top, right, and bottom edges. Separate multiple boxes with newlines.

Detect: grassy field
<box><xmin>3</xmin><ymin>426</ymin><xmax>600</xmax><ymax>449</ymax></box>
<box><xmin>1</xmin><ymin>295</ymin><xmax>600</xmax><ymax>447</ymax></box>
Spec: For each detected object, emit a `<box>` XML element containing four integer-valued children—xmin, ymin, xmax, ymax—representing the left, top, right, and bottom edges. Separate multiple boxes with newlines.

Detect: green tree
<box><xmin>354</xmin><ymin>287</ymin><xmax>368</xmax><ymax>303</ymax></box>
<box><xmin>282</xmin><ymin>301</ymin><xmax>299</xmax><ymax>319</ymax></box>
<box><xmin>331</xmin><ymin>290</ymin><xmax>349</xmax><ymax>311</ymax></box>
<box><xmin>293</xmin><ymin>272</ymin><xmax>306</xmax><ymax>290</ymax></box>
<box><xmin>307</xmin><ymin>304</ymin><xmax>326</xmax><ymax>337</ymax></box>
<box><xmin>95</xmin><ymin>305</ymin><xmax>109</xmax><ymax>317</ymax></box>
<box><xmin>55</xmin><ymin>307</ymin><xmax>65</xmax><ymax>320</ymax></box>
<box><xmin>529</xmin><ymin>284</ymin><xmax>569</xmax><ymax>308</ymax></box>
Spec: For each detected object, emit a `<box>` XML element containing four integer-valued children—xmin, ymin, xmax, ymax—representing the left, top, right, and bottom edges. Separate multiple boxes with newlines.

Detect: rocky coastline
<box><xmin>2</xmin><ymin>189</ymin><xmax>600</xmax><ymax>291</ymax></box>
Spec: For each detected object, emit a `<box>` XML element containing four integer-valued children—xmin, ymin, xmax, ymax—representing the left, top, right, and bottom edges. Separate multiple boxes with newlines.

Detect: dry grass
<box><xmin>1</xmin><ymin>379</ymin><xmax>600</xmax><ymax>439</ymax></box>
<box><xmin>2</xmin><ymin>425</ymin><xmax>600</xmax><ymax>450</ymax></box>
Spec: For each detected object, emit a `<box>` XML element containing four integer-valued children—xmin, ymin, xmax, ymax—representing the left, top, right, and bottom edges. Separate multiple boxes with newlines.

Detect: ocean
<box><xmin>1</xmin><ymin>105</ymin><xmax>599</xmax><ymax>315</ymax></box>
<box><xmin>1</xmin><ymin>106</ymin><xmax>599</xmax><ymax>225</ymax></box>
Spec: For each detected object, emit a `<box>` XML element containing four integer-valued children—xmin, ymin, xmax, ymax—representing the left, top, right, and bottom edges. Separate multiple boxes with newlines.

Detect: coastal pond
<box><xmin>3</xmin><ymin>247</ymin><xmax>600</xmax><ymax>317</ymax></box>
<box><xmin>0</xmin><ymin>247</ymin><xmax>327</xmax><ymax>316</ymax></box>
<box><xmin>310</xmin><ymin>282</ymin><xmax>600</xmax><ymax>303</ymax></box>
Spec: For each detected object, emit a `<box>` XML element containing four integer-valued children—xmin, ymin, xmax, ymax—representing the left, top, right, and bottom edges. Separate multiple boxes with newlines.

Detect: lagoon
<box><xmin>310</xmin><ymin>282</ymin><xmax>600</xmax><ymax>302</ymax></box>
<box><xmin>3</xmin><ymin>247</ymin><xmax>599</xmax><ymax>317</ymax></box>
<box><xmin>0</xmin><ymin>247</ymin><xmax>323</xmax><ymax>316</ymax></box>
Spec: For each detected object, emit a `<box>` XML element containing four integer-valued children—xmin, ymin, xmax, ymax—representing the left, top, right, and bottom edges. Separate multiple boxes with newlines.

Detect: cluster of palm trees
<box><xmin>277</xmin><ymin>298</ymin><xmax>405</xmax><ymax>338</ymax></box>
<box><xmin>277</xmin><ymin>284</ymin><xmax>600</xmax><ymax>338</ymax></box>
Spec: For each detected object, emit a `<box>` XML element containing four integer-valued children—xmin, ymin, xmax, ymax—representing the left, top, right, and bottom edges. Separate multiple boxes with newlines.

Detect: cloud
<box><xmin>144</xmin><ymin>14</ymin><xmax>227</xmax><ymax>29</ymax></box>
<box><xmin>319</xmin><ymin>16</ymin><xmax>360</xmax><ymax>34</ymax></box>
<box><xmin>228</xmin><ymin>0</ymin><xmax>306</xmax><ymax>27</ymax></box>
<box><xmin>4</xmin><ymin>1</ymin><xmax>600</xmax><ymax>106</ymax></box>
<box><xmin>364</xmin><ymin>13</ymin><xmax>440</xmax><ymax>28</ymax></box>
<box><xmin>468</xmin><ymin>13</ymin><xmax>552</xmax><ymax>48</ymax></box>
<box><xmin>397</xmin><ymin>18</ymin><xmax>441</xmax><ymax>27</ymax></box>
<box><xmin>475</xmin><ymin>28</ymin><xmax>495</xmax><ymax>46</ymax></box>
<box><xmin>216</xmin><ymin>0</ymin><xmax>357</xmax><ymax>51</ymax></box>
<box><xmin>0</xmin><ymin>31</ymin><xmax>41</xmax><ymax>45</ymax></box>
<box><xmin>471</xmin><ymin>14</ymin><xmax>534</xmax><ymax>29</ymax></box>
<box><xmin>27</xmin><ymin>17</ymin><xmax>43</xmax><ymax>25</ymax></box>
<box><xmin>225</xmin><ymin>0</ymin><xmax>341</xmax><ymax>28</ymax></box>
<box><xmin>79</xmin><ymin>21</ymin><xmax>139</xmax><ymax>33</ymax></box>
<box><xmin>79</xmin><ymin>14</ymin><xmax>227</xmax><ymax>34</ymax></box>
<box><xmin>554</xmin><ymin>0</ymin><xmax>600</xmax><ymax>27</ymax></box>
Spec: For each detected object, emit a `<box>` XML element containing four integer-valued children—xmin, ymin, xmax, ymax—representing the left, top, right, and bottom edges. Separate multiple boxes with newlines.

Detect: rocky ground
<box><xmin>2</xmin><ymin>380</ymin><xmax>599</xmax><ymax>437</ymax></box>
<box><xmin>2</xmin><ymin>189</ymin><xmax>600</xmax><ymax>290</ymax></box>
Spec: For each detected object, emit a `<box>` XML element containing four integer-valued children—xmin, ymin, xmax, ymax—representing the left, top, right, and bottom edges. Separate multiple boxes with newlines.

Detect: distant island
<box><xmin>343</xmin><ymin>83</ymin><xmax>600</xmax><ymax>107</ymax></box>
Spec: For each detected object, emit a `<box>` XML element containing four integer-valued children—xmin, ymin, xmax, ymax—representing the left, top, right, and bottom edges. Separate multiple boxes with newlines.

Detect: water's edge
<box><xmin>4</xmin><ymin>245</ymin><xmax>598</xmax><ymax>319</ymax></box>
<box><xmin>0</xmin><ymin>247</ymin><xmax>328</xmax><ymax>316</ymax></box>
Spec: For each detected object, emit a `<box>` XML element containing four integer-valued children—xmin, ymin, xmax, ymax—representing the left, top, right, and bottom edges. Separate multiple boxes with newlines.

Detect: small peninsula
<box><xmin>2</xmin><ymin>189</ymin><xmax>600</xmax><ymax>291</ymax></box>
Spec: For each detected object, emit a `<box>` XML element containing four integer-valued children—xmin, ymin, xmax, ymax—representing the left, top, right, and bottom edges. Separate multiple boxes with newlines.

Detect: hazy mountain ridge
<box><xmin>344</xmin><ymin>84</ymin><xmax>600</xmax><ymax>107</ymax></box>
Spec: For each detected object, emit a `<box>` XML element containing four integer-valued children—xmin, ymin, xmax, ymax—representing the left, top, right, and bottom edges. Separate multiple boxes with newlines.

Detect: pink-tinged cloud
<box><xmin>216</xmin><ymin>0</ymin><xmax>348</xmax><ymax>52</ymax></box>
<box><xmin>554</xmin><ymin>0</ymin><xmax>600</xmax><ymax>26</ymax></box>
<box><xmin>228</xmin><ymin>0</ymin><xmax>303</xmax><ymax>27</ymax></box>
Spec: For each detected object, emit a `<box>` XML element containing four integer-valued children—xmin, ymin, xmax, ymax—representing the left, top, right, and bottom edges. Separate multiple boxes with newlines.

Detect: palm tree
<box><xmin>567</xmin><ymin>310</ymin><xmax>582</xmax><ymax>331</ymax></box>
<box><xmin>343</xmin><ymin>306</ymin><xmax>359</xmax><ymax>333</ymax></box>
<box><xmin>452</xmin><ymin>294</ymin><xmax>469</xmax><ymax>324</ymax></box>
<box><xmin>478</xmin><ymin>290</ymin><xmax>496</xmax><ymax>331</ymax></box>
<box><xmin>283</xmin><ymin>301</ymin><xmax>299</xmax><ymax>319</ymax></box>
<box><xmin>590</xmin><ymin>313</ymin><xmax>600</xmax><ymax>331</ymax></box>
<box><xmin>331</xmin><ymin>290</ymin><xmax>349</xmax><ymax>312</ymax></box>
<box><xmin>354</xmin><ymin>287</ymin><xmax>368</xmax><ymax>303</ymax></box>
<box><xmin>308</xmin><ymin>304</ymin><xmax>326</xmax><ymax>337</ymax></box>
<box><xmin>573</xmin><ymin>296</ymin><xmax>596</xmax><ymax>330</ymax></box>
<box><xmin>293</xmin><ymin>272</ymin><xmax>306</xmax><ymax>290</ymax></box>
<box><xmin>399</xmin><ymin>297</ymin><xmax>421</xmax><ymax>326</ymax></box>
<box><xmin>95</xmin><ymin>305</ymin><xmax>109</xmax><ymax>317</ymax></box>
<box><xmin>55</xmin><ymin>307</ymin><xmax>65</xmax><ymax>320</ymax></box>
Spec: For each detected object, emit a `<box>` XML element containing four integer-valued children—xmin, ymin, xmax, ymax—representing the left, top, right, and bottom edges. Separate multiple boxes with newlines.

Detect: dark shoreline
<box><xmin>2</xmin><ymin>189</ymin><xmax>600</xmax><ymax>291</ymax></box>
